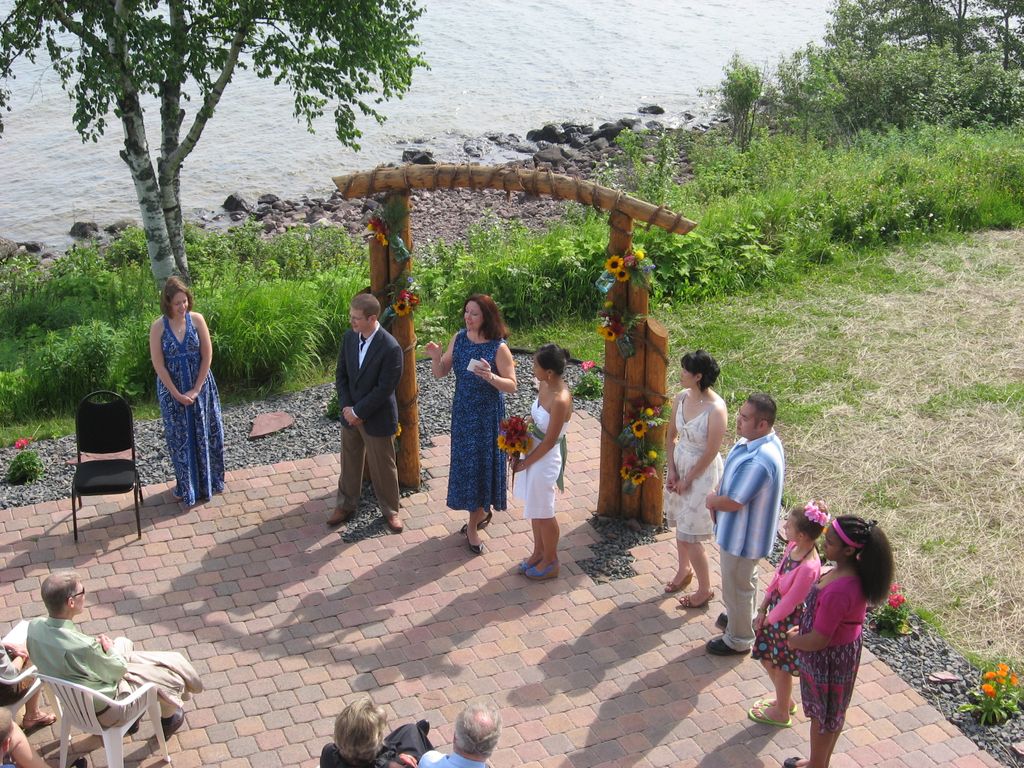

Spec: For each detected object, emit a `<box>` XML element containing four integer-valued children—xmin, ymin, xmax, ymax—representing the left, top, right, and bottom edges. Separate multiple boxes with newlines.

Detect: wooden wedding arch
<box><xmin>332</xmin><ymin>164</ymin><xmax>696</xmax><ymax>524</ymax></box>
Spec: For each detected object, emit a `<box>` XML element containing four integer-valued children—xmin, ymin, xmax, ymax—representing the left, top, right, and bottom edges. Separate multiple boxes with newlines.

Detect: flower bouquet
<box><xmin>497</xmin><ymin>415</ymin><xmax>532</xmax><ymax>457</ymax></box>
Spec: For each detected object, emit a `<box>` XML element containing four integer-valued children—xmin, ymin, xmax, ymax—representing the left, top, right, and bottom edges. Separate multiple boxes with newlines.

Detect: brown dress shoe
<box><xmin>327</xmin><ymin>507</ymin><xmax>353</xmax><ymax>526</ymax></box>
<box><xmin>383</xmin><ymin>513</ymin><xmax>404</xmax><ymax>533</ymax></box>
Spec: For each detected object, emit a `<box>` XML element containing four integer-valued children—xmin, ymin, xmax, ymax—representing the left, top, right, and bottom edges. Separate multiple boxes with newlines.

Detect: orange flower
<box><xmin>1011</xmin><ymin>674</ymin><xmax>1019</xmax><ymax>686</ymax></box>
<box><xmin>997</xmin><ymin>663</ymin><xmax>1010</xmax><ymax>675</ymax></box>
<box><xmin>983</xmin><ymin>671</ymin><xmax>997</xmax><ymax>681</ymax></box>
<box><xmin>981</xmin><ymin>683</ymin><xmax>996</xmax><ymax>698</ymax></box>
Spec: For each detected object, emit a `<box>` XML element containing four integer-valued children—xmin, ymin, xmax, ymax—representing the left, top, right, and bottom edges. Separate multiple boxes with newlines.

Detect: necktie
<box><xmin>358</xmin><ymin>335</ymin><xmax>367</xmax><ymax>353</ymax></box>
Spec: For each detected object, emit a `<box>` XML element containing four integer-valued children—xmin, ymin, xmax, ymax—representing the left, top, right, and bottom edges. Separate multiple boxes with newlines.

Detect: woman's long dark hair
<box><xmin>834</xmin><ymin>515</ymin><xmax>894</xmax><ymax>605</ymax></box>
<box><xmin>465</xmin><ymin>294</ymin><xmax>509</xmax><ymax>341</ymax></box>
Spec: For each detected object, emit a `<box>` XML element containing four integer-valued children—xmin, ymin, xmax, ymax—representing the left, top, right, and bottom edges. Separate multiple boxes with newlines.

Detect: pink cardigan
<box><xmin>764</xmin><ymin>541</ymin><xmax>821</xmax><ymax>625</ymax></box>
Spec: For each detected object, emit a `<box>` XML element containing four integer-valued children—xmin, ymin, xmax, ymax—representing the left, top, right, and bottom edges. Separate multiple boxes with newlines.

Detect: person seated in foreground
<box><xmin>321</xmin><ymin>696</ymin><xmax>433</xmax><ymax>768</ymax></box>
<box><xmin>0</xmin><ymin>642</ymin><xmax>56</xmax><ymax>731</ymax></box>
<box><xmin>0</xmin><ymin>709</ymin><xmax>86</xmax><ymax>768</ymax></box>
<box><xmin>25</xmin><ymin>571</ymin><xmax>202</xmax><ymax>739</ymax></box>
<box><xmin>419</xmin><ymin>700</ymin><xmax>502</xmax><ymax>768</ymax></box>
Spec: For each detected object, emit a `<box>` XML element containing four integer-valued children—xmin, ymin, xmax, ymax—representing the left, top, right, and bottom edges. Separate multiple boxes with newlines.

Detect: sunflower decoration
<box><xmin>392</xmin><ymin>288</ymin><xmax>420</xmax><ymax>317</ymax></box>
<box><xmin>604</xmin><ymin>246</ymin><xmax>656</xmax><ymax>288</ymax></box>
<box><xmin>619</xmin><ymin>448</ymin><xmax>661</xmax><ymax>493</ymax></box>
<box><xmin>596</xmin><ymin>301</ymin><xmax>638</xmax><ymax>350</ymax></box>
<box><xmin>618</xmin><ymin>397</ymin><xmax>667</xmax><ymax>450</ymax></box>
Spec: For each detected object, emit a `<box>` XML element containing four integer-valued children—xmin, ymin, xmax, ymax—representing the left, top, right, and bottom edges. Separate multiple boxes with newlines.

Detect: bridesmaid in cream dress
<box><xmin>664</xmin><ymin>350</ymin><xmax>728</xmax><ymax>608</ymax></box>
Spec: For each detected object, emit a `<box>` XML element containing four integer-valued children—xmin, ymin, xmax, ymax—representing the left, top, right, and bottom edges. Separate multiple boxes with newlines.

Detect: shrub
<box><xmin>21</xmin><ymin>320</ymin><xmax>117</xmax><ymax>415</ymax></box>
<box><xmin>204</xmin><ymin>280</ymin><xmax>324</xmax><ymax>389</ymax></box>
<box><xmin>719</xmin><ymin>54</ymin><xmax>764</xmax><ymax>151</ymax></box>
<box><xmin>6</xmin><ymin>448</ymin><xmax>44</xmax><ymax>484</ymax></box>
<box><xmin>110</xmin><ymin>317</ymin><xmax>157</xmax><ymax>401</ymax></box>
<box><xmin>0</xmin><ymin>369</ymin><xmax>26</xmax><ymax>425</ymax></box>
<box><xmin>572</xmin><ymin>361</ymin><xmax>603</xmax><ymax>400</ymax></box>
<box><xmin>871</xmin><ymin>583</ymin><xmax>911</xmax><ymax>637</ymax></box>
<box><xmin>326</xmin><ymin>390</ymin><xmax>340</xmax><ymax>421</ymax></box>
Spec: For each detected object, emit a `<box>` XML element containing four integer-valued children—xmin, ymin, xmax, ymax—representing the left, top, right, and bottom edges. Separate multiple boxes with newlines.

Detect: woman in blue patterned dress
<box><xmin>424</xmin><ymin>294</ymin><xmax>517</xmax><ymax>554</ymax></box>
<box><xmin>149</xmin><ymin>276</ymin><xmax>225</xmax><ymax>505</ymax></box>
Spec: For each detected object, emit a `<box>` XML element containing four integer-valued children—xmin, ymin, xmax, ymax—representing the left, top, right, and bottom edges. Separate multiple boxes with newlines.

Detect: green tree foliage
<box><xmin>718</xmin><ymin>55</ymin><xmax>764</xmax><ymax>151</ymax></box>
<box><xmin>0</xmin><ymin>1</ymin><xmax>425</xmax><ymax>285</ymax></box>
<box><xmin>757</xmin><ymin>0</ymin><xmax>1024</xmax><ymax>142</ymax></box>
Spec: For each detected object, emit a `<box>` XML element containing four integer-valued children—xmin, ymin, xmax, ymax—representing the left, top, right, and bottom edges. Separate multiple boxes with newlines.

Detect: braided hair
<box><xmin>833</xmin><ymin>515</ymin><xmax>894</xmax><ymax>605</ymax></box>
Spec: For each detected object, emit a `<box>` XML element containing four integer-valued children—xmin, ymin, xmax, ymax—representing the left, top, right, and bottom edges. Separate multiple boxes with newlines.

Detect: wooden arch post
<box><xmin>333</xmin><ymin>164</ymin><xmax>696</xmax><ymax>519</ymax></box>
<box><xmin>367</xmin><ymin>191</ymin><xmax>421</xmax><ymax>489</ymax></box>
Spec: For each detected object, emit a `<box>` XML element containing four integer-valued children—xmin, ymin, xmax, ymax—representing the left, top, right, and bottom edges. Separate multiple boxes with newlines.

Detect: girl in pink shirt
<box><xmin>747</xmin><ymin>501</ymin><xmax>828</xmax><ymax>728</ymax></box>
<box><xmin>784</xmin><ymin>515</ymin><xmax>894</xmax><ymax>768</ymax></box>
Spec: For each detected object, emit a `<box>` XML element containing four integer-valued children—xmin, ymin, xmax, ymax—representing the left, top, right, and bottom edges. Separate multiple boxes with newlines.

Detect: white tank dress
<box><xmin>664</xmin><ymin>390</ymin><xmax>723</xmax><ymax>542</ymax></box>
<box><xmin>513</xmin><ymin>398</ymin><xmax>568</xmax><ymax>520</ymax></box>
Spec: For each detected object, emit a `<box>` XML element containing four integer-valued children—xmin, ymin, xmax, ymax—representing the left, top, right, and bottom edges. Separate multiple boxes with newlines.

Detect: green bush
<box><xmin>419</xmin><ymin>215</ymin><xmax>608</xmax><ymax>333</ymax></box>
<box><xmin>0</xmin><ymin>369</ymin><xmax>26</xmax><ymax>425</ymax></box>
<box><xmin>110</xmin><ymin>317</ymin><xmax>157</xmax><ymax>401</ymax></box>
<box><xmin>6</xmin><ymin>449</ymin><xmax>44</xmax><ymax>484</ymax></box>
<box><xmin>21</xmin><ymin>320</ymin><xmax>117</xmax><ymax>415</ymax></box>
<box><xmin>204</xmin><ymin>280</ymin><xmax>325</xmax><ymax>389</ymax></box>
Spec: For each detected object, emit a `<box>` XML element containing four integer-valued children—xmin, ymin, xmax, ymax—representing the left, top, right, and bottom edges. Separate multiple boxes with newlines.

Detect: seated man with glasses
<box><xmin>25</xmin><ymin>571</ymin><xmax>202</xmax><ymax>739</ymax></box>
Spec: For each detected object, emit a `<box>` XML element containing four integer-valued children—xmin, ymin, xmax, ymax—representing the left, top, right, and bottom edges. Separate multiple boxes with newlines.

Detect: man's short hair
<box><xmin>746</xmin><ymin>393</ymin><xmax>777</xmax><ymax>427</ymax></box>
<box><xmin>334</xmin><ymin>697</ymin><xmax>388</xmax><ymax>764</ymax></box>
<box><xmin>454</xmin><ymin>700</ymin><xmax>502</xmax><ymax>759</ymax></box>
<box><xmin>0</xmin><ymin>708</ymin><xmax>12</xmax><ymax>744</ymax></box>
<box><xmin>41</xmin><ymin>570</ymin><xmax>81</xmax><ymax>616</ymax></box>
<box><xmin>351</xmin><ymin>292</ymin><xmax>381</xmax><ymax>319</ymax></box>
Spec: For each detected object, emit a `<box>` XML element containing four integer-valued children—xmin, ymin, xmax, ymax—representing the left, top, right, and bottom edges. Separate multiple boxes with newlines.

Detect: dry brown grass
<box><xmin>780</xmin><ymin>231</ymin><xmax>1024</xmax><ymax>663</ymax></box>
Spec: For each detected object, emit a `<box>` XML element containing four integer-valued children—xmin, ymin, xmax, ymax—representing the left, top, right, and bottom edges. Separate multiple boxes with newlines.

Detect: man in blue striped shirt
<box><xmin>704</xmin><ymin>394</ymin><xmax>785</xmax><ymax>655</ymax></box>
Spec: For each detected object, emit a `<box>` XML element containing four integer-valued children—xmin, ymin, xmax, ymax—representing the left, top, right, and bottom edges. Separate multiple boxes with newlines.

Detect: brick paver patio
<box><xmin>0</xmin><ymin>412</ymin><xmax>999</xmax><ymax>768</ymax></box>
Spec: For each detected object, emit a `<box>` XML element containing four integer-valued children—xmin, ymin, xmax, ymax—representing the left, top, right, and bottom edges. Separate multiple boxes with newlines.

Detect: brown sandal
<box><xmin>664</xmin><ymin>570</ymin><xmax>694</xmax><ymax>594</ymax></box>
<box><xmin>677</xmin><ymin>589</ymin><xmax>715</xmax><ymax>609</ymax></box>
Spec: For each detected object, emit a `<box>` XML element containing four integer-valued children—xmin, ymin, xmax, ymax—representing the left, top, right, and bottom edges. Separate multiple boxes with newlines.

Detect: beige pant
<box><xmin>720</xmin><ymin>550</ymin><xmax>759</xmax><ymax>651</ymax></box>
<box><xmin>336</xmin><ymin>424</ymin><xmax>401</xmax><ymax>516</ymax></box>
<box><xmin>97</xmin><ymin>637</ymin><xmax>202</xmax><ymax>725</ymax></box>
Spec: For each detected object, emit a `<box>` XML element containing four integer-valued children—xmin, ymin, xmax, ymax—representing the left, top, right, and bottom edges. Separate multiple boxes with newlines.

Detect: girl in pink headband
<box><xmin>748</xmin><ymin>501</ymin><xmax>828</xmax><ymax>728</ymax></box>
<box><xmin>784</xmin><ymin>515</ymin><xmax>894</xmax><ymax>768</ymax></box>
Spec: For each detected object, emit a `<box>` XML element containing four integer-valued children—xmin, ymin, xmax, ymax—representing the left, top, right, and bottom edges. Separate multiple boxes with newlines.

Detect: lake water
<box><xmin>0</xmin><ymin>0</ymin><xmax>828</xmax><ymax>247</ymax></box>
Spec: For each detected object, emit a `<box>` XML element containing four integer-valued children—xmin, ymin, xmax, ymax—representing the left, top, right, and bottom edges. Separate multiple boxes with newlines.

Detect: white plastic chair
<box><xmin>1</xmin><ymin>663</ymin><xmax>45</xmax><ymax>720</ymax></box>
<box><xmin>2</xmin><ymin>620</ymin><xmax>47</xmax><ymax>722</ymax></box>
<box><xmin>35</xmin><ymin>673</ymin><xmax>169</xmax><ymax>768</ymax></box>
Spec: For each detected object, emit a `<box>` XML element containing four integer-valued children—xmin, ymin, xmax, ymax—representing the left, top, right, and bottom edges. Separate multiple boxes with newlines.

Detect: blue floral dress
<box><xmin>446</xmin><ymin>330</ymin><xmax>507</xmax><ymax>512</ymax></box>
<box><xmin>156</xmin><ymin>313</ymin><xmax>225</xmax><ymax>505</ymax></box>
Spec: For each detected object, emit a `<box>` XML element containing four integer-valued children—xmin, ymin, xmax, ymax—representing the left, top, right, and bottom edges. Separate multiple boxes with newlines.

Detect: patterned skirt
<box><xmin>751</xmin><ymin>597</ymin><xmax>802</xmax><ymax>676</ymax></box>
<box><xmin>796</xmin><ymin>586</ymin><xmax>863</xmax><ymax>732</ymax></box>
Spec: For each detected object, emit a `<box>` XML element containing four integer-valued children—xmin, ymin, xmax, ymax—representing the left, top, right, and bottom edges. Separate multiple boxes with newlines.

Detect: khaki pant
<box><xmin>336</xmin><ymin>424</ymin><xmax>401</xmax><ymax>516</ymax></box>
<box><xmin>97</xmin><ymin>638</ymin><xmax>202</xmax><ymax>725</ymax></box>
<box><xmin>720</xmin><ymin>550</ymin><xmax>759</xmax><ymax>651</ymax></box>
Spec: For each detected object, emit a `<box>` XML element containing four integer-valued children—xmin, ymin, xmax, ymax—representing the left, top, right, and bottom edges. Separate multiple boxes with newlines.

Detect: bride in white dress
<box><xmin>664</xmin><ymin>350</ymin><xmax>728</xmax><ymax>608</ymax></box>
<box><xmin>512</xmin><ymin>344</ymin><xmax>573</xmax><ymax>581</ymax></box>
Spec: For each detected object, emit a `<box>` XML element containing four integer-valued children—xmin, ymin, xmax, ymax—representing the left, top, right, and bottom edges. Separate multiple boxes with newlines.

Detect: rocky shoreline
<box><xmin>0</xmin><ymin>107</ymin><xmax>719</xmax><ymax>262</ymax></box>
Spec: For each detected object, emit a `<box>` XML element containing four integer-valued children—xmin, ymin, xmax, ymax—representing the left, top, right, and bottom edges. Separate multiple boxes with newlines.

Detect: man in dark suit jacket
<box><xmin>330</xmin><ymin>293</ymin><xmax>404</xmax><ymax>532</ymax></box>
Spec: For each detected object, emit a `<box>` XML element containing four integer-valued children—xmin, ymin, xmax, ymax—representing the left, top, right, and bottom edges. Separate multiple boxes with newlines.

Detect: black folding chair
<box><xmin>70</xmin><ymin>390</ymin><xmax>143</xmax><ymax>541</ymax></box>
